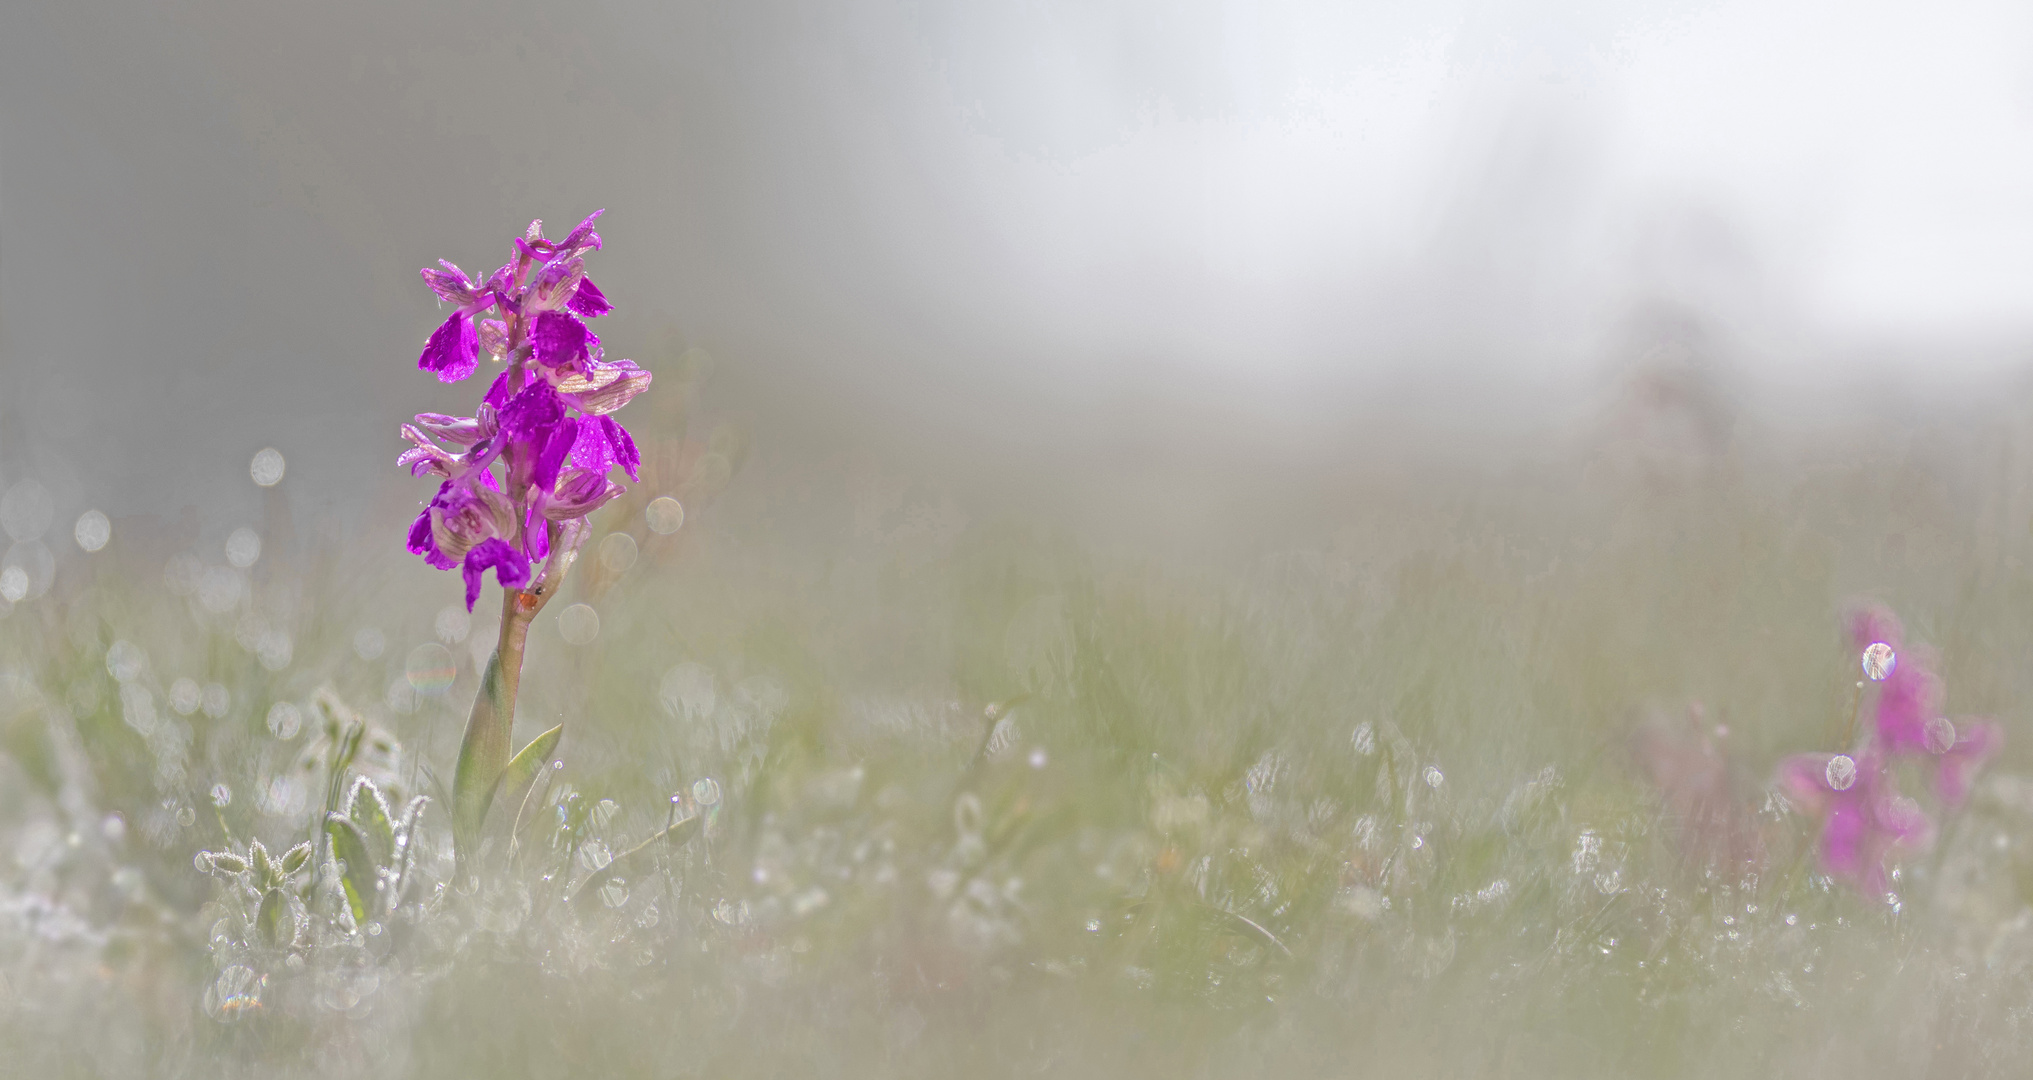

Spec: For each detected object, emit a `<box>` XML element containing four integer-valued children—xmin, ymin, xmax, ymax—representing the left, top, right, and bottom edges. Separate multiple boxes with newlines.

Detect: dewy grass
<box><xmin>6</xmin><ymin>224</ymin><xmax>2033</xmax><ymax>1075</ymax></box>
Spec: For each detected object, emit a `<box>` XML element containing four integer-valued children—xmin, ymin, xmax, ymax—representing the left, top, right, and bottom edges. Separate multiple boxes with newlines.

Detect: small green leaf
<box><xmin>248</xmin><ymin>839</ymin><xmax>276</xmax><ymax>888</ymax></box>
<box><xmin>324</xmin><ymin>814</ymin><xmax>375</xmax><ymax>927</ymax></box>
<box><xmin>570</xmin><ymin>814</ymin><xmax>703</xmax><ymax>909</ymax></box>
<box><xmin>204</xmin><ymin>851</ymin><xmax>248</xmax><ymax>876</ymax></box>
<box><xmin>346</xmin><ymin>777</ymin><xmax>395</xmax><ymax>868</ymax></box>
<box><xmin>257</xmin><ymin>887</ymin><xmax>295</xmax><ymax>949</ymax></box>
<box><xmin>453</xmin><ymin>650</ymin><xmax>513</xmax><ymax>876</ymax></box>
<box><xmin>279</xmin><ymin>841</ymin><xmax>313</xmax><ymax>876</ymax></box>
<box><xmin>390</xmin><ymin>795</ymin><xmax>430</xmax><ymax>901</ymax></box>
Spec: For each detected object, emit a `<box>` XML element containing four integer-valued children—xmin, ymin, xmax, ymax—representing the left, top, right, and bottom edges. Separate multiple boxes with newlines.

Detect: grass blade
<box><xmin>570</xmin><ymin>814</ymin><xmax>704</xmax><ymax>909</ymax></box>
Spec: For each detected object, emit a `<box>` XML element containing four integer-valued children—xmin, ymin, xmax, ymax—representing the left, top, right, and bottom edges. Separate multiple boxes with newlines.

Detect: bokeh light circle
<box><xmin>558</xmin><ymin>604</ymin><xmax>600</xmax><ymax>645</ymax></box>
<box><xmin>646</xmin><ymin>497</ymin><xmax>685</xmax><ymax>535</ymax></box>
<box><xmin>405</xmin><ymin>642</ymin><xmax>457</xmax><ymax>696</ymax></box>
<box><xmin>74</xmin><ymin>510</ymin><xmax>111</xmax><ymax>553</ymax></box>
<box><xmin>250</xmin><ymin>448</ymin><xmax>286</xmax><ymax>487</ymax></box>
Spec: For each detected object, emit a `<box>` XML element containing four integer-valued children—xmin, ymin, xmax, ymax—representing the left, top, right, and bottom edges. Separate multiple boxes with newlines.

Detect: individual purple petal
<box><xmin>499</xmin><ymin>381</ymin><xmax>566</xmax><ymax>442</ymax></box>
<box><xmin>418</xmin><ymin>312</ymin><xmax>479</xmax><ymax>382</ymax></box>
<box><xmin>559</xmin><ymin>358</ymin><xmax>651</xmax><ymax>415</ymax></box>
<box><xmin>533</xmin><ymin>258</ymin><xmax>587</xmax><ymax>311</ymax></box>
<box><xmin>567</xmin><ymin>275</ymin><xmax>612</xmax><ymax>318</ymax></box>
<box><xmin>523</xmin><ymin>509</ymin><xmax>551</xmax><ymax>563</ymax></box>
<box><xmin>413</xmin><ymin>413</ymin><xmax>488</xmax><ymax>445</ymax></box>
<box><xmin>599</xmin><ymin>415</ymin><xmax>640</xmax><ymax>481</ymax></box>
<box><xmin>557</xmin><ymin>209</ymin><xmax>604</xmax><ymax>257</ymax></box>
<box><xmin>477</xmin><ymin>319</ymin><xmax>509</xmax><ymax>359</ymax></box>
<box><xmin>514</xmin><ymin>236</ymin><xmax>551</xmax><ymax>265</ymax></box>
<box><xmin>483</xmin><ymin>371</ymin><xmax>513</xmax><ymax>410</ymax></box>
<box><xmin>461</xmin><ymin>537</ymin><xmax>530</xmax><ymax>611</ymax></box>
<box><xmin>544</xmin><ymin>472</ymin><xmax>624</xmax><ymax>519</ymax></box>
<box><xmin>569</xmin><ymin>417</ymin><xmax>616</xmax><ymax>476</ymax></box>
<box><xmin>421</xmin><ymin>260</ymin><xmax>486</xmax><ymax>306</ymax></box>
<box><xmin>532</xmin><ymin>310</ymin><xmax>591</xmax><ymax>368</ymax></box>
<box><xmin>534</xmin><ymin>418</ymin><xmax>580</xmax><ymax>492</ymax></box>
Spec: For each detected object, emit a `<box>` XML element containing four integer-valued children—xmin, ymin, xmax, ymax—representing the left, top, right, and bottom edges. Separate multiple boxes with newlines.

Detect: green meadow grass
<box><xmin>5</xmin><ymin>380</ymin><xmax>2033</xmax><ymax>1077</ymax></box>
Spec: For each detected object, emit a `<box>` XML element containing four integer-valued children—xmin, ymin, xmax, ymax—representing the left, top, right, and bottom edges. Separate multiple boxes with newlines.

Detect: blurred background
<box><xmin>9</xmin><ymin>2</ymin><xmax>2033</xmax><ymax>1076</ymax></box>
<box><xmin>7</xmin><ymin>0</ymin><xmax>2033</xmax><ymax>541</ymax></box>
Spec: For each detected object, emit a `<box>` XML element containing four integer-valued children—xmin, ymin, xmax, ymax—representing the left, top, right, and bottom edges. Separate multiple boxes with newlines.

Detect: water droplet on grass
<box><xmin>210</xmin><ymin>783</ymin><xmax>232</xmax><ymax>808</ymax></box>
<box><xmin>175</xmin><ymin>806</ymin><xmax>196</xmax><ymax>828</ymax></box>
<box><xmin>693</xmin><ymin>778</ymin><xmax>721</xmax><ymax>807</ymax></box>
<box><xmin>600</xmin><ymin>879</ymin><xmax>630</xmax><ymax>908</ymax></box>
<box><xmin>1424</xmin><ymin>766</ymin><xmax>1444</xmax><ymax>789</ymax></box>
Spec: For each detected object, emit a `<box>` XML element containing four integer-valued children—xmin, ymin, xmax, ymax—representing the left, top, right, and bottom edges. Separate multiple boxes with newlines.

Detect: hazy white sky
<box><xmin>3</xmin><ymin>0</ymin><xmax>2031</xmax><ymax>523</ymax></box>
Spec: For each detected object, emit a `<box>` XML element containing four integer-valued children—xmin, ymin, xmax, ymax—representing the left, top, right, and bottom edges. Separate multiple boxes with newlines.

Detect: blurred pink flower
<box><xmin>1777</xmin><ymin>750</ymin><xmax>1932</xmax><ymax>896</ymax></box>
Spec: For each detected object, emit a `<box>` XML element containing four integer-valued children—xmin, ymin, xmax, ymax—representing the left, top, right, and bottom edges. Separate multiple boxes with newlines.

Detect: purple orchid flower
<box><xmin>1777</xmin><ymin>749</ymin><xmax>1932</xmax><ymax>897</ymax></box>
<box><xmin>397</xmin><ymin>211</ymin><xmax>650</xmax><ymax>609</ymax></box>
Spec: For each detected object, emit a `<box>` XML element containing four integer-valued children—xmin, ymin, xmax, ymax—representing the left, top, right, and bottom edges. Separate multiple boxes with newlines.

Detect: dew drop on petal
<box><xmin>1925</xmin><ymin>716</ymin><xmax>1957</xmax><ymax>755</ymax></box>
<box><xmin>646</xmin><ymin>496</ymin><xmax>685</xmax><ymax>535</ymax></box>
<box><xmin>692</xmin><ymin>778</ymin><xmax>722</xmax><ymax>807</ymax></box>
<box><xmin>1861</xmin><ymin>643</ymin><xmax>1896</xmax><ymax>681</ymax></box>
<box><xmin>74</xmin><ymin>510</ymin><xmax>111</xmax><ymax>553</ymax></box>
<box><xmin>250</xmin><ymin>448</ymin><xmax>286</xmax><ymax>487</ymax></box>
<box><xmin>405</xmin><ymin>643</ymin><xmax>456</xmax><ymax>695</ymax></box>
<box><xmin>1825</xmin><ymin>754</ymin><xmax>1858</xmax><ymax>792</ymax></box>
